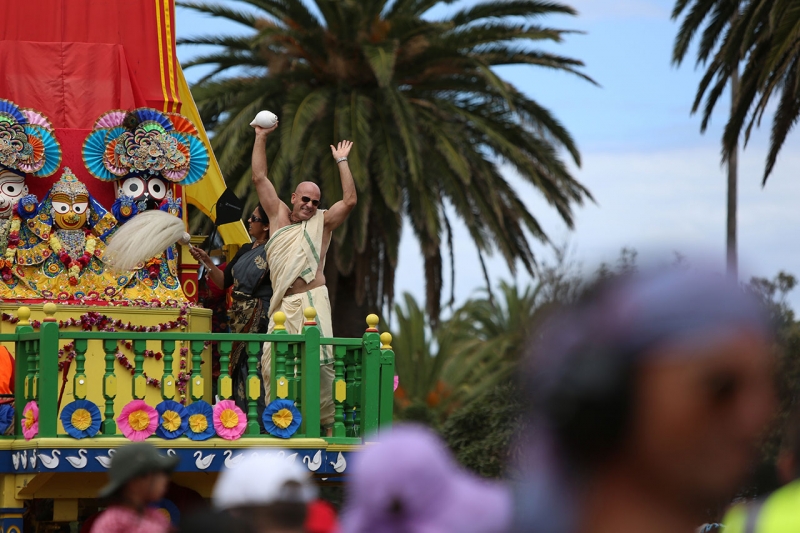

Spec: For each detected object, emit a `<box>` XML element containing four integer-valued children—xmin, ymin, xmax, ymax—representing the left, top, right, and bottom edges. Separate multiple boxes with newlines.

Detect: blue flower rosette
<box><xmin>0</xmin><ymin>404</ymin><xmax>14</xmax><ymax>435</ymax></box>
<box><xmin>60</xmin><ymin>399</ymin><xmax>102</xmax><ymax>439</ymax></box>
<box><xmin>184</xmin><ymin>400</ymin><xmax>215</xmax><ymax>441</ymax></box>
<box><xmin>263</xmin><ymin>399</ymin><xmax>302</xmax><ymax>439</ymax></box>
<box><xmin>155</xmin><ymin>400</ymin><xmax>189</xmax><ymax>439</ymax></box>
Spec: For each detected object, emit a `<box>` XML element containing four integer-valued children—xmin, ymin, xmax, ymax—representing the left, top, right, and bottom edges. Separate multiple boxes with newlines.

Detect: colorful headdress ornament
<box><xmin>0</xmin><ymin>99</ymin><xmax>62</xmax><ymax>177</ymax></box>
<box><xmin>82</xmin><ymin>108</ymin><xmax>209</xmax><ymax>185</ymax></box>
<box><xmin>51</xmin><ymin>167</ymin><xmax>88</xmax><ymax>199</ymax></box>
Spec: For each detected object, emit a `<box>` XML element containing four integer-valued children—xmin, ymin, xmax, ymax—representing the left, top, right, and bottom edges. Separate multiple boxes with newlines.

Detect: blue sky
<box><xmin>176</xmin><ymin>0</ymin><xmax>800</xmax><ymax>311</ymax></box>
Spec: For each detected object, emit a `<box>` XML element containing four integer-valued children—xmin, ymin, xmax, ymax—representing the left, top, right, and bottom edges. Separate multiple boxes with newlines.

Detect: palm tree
<box><xmin>672</xmin><ymin>0</ymin><xmax>742</xmax><ymax>279</ymax></box>
<box><xmin>179</xmin><ymin>0</ymin><xmax>594</xmax><ymax>334</ymax></box>
<box><xmin>720</xmin><ymin>0</ymin><xmax>800</xmax><ymax>185</ymax></box>
<box><xmin>392</xmin><ymin>280</ymin><xmax>558</xmax><ymax>421</ymax></box>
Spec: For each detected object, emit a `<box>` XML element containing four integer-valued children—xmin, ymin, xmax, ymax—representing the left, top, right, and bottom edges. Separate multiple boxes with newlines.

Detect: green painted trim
<box><xmin>303</xmin><ymin>230</ymin><xmax>320</xmax><ymax>264</ymax></box>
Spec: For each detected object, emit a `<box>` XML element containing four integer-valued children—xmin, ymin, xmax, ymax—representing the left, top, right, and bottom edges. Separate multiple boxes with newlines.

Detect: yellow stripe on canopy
<box><xmin>178</xmin><ymin>65</ymin><xmax>250</xmax><ymax>246</ymax></box>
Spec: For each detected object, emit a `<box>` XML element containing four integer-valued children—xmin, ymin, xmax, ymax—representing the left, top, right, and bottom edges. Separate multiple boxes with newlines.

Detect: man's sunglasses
<box><xmin>301</xmin><ymin>196</ymin><xmax>320</xmax><ymax>207</ymax></box>
<box><xmin>248</xmin><ymin>215</ymin><xmax>265</xmax><ymax>223</ymax></box>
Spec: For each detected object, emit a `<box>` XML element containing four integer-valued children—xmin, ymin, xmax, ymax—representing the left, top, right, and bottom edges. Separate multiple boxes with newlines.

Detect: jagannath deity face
<box><xmin>117</xmin><ymin>174</ymin><xmax>168</xmax><ymax>211</ymax></box>
<box><xmin>0</xmin><ymin>169</ymin><xmax>28</xmax><ymax>218</ymax></box>
<box><xmin>50</xmin><ymin>169</ymin><xmax>90</xmax><ymax>230</ymax></box>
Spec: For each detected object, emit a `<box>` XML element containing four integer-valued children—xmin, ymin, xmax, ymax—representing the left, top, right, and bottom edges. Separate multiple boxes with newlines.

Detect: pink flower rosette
<box><xmin>213</xmin><ymin>400</ymin><xmax>247</xmax><ymax>440</ymax></box>
<box><xmin>22</xmin><ymin>401</ymin><xmax>39</xmax><ymax>440</ymax></box>
<box><xmin>117</xmin><ymin>400</ymin><xmax>158</xmax><ymax>441</ymax></box>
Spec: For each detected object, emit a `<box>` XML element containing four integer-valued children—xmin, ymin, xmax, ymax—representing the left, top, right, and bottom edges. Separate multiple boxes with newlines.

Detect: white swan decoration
<box><xmin>303</xmin><ymin>450</ymin><xmax>322</xmax><ymax>472</ymax></box>
<box><xmin>20</xmin><ymin>450</ymin><xmax>27</xmax><ymax>469</ymax></box>
<box><xmin>330</xmin><ymin>452</ymin><xmax>347</xmax><ymax>473</ymax></box>
<box><xmin>65</xmin><ymin>449</ymin><xmax>88</xmax><ymax>469</ymax></box>
<box><xmin>95</xmin><ymin>449</ymin><xmax>116</xmax><ymax>468</ymax></box>
<box><xmin>194</xmin><ymin>451</ymin><xmax>215</xmax><ymax>470</ymax></box>
<box><xmin>285</xmin><ymin>452</ymin><xmax>298</xmax><ymax>463</ymax></box>
<box><xmin>223</xmin><ymin>450</ymin><xmax>244</xmax><ymax>469</ymax></box>
<box><xmin>12</xmin><ymin>452</ymin><xmax>18</xmax><ymax>470</ymax></box>
<box><xmin>30</xmin><ymin>452</ymin><xmax>37</xmax><ymax>469</ymax></box>
<box><xmin>39</xmin><ymin>450</ymin><xmax>60</xmax><ymax>469</ymax></box>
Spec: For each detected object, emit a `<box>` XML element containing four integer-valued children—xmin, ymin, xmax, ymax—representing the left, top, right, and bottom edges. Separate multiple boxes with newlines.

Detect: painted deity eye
<box><xmin>147</xmin><ymin>178</ymin><xmax>167</xmax><ymax>200</ymax></box>
<box><xmin>1</xmin><ymin>183</ymin><xmax>24</xmax><ymax>198</ymax></box>
<box><xmin>51</xmin><ymin>202</ymin><xmax>70</xmax><ymax>214</ymax></box>
<box><xmin>72</xmin><ymin>203</ymin><xmax>88</xmax><ymax>215</ymax></box>
<box><xmin>121</xmin><ymin>177</ymin><xmax>145</xmax><ymax>198</ymax></box>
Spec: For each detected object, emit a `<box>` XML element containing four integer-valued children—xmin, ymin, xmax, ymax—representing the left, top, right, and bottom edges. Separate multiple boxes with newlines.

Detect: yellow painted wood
<box><xmin>335</xmin><ymin>379</ymin><xmax>346</xmax><ymax>403</ymax></box>
<box><xmin>0</xmin><ymin>475</ymin><xmax>22</xmax><ymax>508</ymax></box>
<box><xmin>276</xmin><ymin>376</ymin><xmax>288</xmax><ymax>398</ymax></box>
<box><xmin>247</xmin><ymin>375</ymin><xmax>261</xmax><ymax>401</ymax></box>
<box><xmin>218</xmin><ymin>375</ymin><xmax>231</xmax><ymax>399</ymax></box>
<box><xmin>162</xmin><ymin>373</ymin><xmax>177</xmax><ymax>399</ymax></box>
<box><xmin>17</xmin><ymin>436</ymin><xmax>336</xmax><ymax>449</ymax></box>
<box><xmin>103</xmin><ymin>374</ymin><xmax>117</xmax><ymax>398</ymax></box>
<box><xmin>133</xmin><ymin>375</ymin><xmax>147</xmax><ymax>398</ymax></box>
<box><xmin>0</xmin><ymin>304</ymin><xmax>212</xmax><ymax>432</ymax></box>
<box><xmin>53</xmin><ymin>498</ymin><xmax>78</xmax><ymax>522</ymax></box>
<box><xmin>73</xmin><ymin>375</ymin><xmax>87</xmax><ymax>399</ymax></box>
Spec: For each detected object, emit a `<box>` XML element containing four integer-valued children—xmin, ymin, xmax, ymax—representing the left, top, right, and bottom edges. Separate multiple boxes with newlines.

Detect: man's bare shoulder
<box><xmin>269</xmin><ymin>212</ymin><xmax>293</xmax><ymax>234</ymax></box>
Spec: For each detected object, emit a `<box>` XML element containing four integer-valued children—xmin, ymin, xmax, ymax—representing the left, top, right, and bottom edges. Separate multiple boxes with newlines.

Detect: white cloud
<box><xmin>393</xmin><ymin>141</ymin><xmax>800</xmax><ymax>316</ymax></box>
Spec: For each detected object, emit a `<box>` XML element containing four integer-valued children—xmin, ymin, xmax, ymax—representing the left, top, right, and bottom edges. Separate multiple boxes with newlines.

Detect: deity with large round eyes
<box><xmin>83</xmin><ymin>107</ymin><xmax>209</xmax><ymax>302</ymax></box>
<box><xmin>0</xmin><ymin>99</ymin><xmax>62</xmax><ymax>299</ymax></box>
<box><xmin>0</xmin><ymin>170</ymin><xmax>29</xmax><ymax>219</ymax></box>
<box><xmin>14</xmin><ymin>168</ymin><xmax>121</xmax><ymax>299</ymax></box>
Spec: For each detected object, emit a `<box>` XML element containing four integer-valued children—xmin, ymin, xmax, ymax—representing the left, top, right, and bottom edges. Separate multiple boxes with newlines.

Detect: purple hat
<box><xmin>341</xmin><ymin>424</ymin><xmax>511</xmax><ymax>533</ymax></box>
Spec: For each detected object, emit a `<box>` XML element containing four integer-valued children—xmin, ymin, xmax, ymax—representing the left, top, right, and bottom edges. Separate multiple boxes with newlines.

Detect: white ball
<box><xmin>250</xmin><ymin>110</ymin><xmax>278</xmax><ymax>129</ymax></box>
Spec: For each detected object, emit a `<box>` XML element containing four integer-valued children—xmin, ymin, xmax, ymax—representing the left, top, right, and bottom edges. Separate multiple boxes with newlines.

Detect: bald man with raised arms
<box><xmin>251</xmin><ymin>121</ymin><xmax>356</xmax><ymax>434</ymax></box>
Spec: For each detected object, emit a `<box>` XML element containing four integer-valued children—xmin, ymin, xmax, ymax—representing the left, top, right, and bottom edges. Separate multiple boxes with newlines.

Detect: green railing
<box><xmin>5</xmin><ymin>304</ymin><xmax>395</xmax><ymax>442</ymax></box>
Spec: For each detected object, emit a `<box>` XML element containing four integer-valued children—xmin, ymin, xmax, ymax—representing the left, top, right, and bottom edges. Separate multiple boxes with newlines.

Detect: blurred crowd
<box><xmin>90</xmin><ymin>268</ymin><xmax>800</xmax><ymax>533</ymax></box>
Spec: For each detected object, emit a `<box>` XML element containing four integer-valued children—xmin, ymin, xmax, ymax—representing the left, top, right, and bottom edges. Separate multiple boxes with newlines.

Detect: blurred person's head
<box><xmin>179</xmin><ymin>508</ymin><xmax>256</xmax><ymax>533</ymax></box>
<box><xmin>515</xmin><ymin>268</ymin><xmax>777</xmax><ymax>533</ymax></box>
<box><xmin>341</xmin><ymin>424</ymin><xmax>512</xmax><ymax>533</ymax></box>
<box><xmin>213</xmin><ymin>451</ymin><xmax>317</xmax><ymax>533</ymax></box>
<box><xmin>776</xmin><ymin>404</ymin><xmax>800</xmax><ymax>484</ymax></box>
<box><xmin>98</xmin><ymin>442</ymin><xmax>179</xmax><ymax>508</ymax></box>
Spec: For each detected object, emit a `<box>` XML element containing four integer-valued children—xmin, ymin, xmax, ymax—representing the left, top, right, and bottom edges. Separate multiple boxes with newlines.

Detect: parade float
<box><xmin>0</xmin><ymin>2</ymin><xmax>394</xmax><ymax>531</ymax></box>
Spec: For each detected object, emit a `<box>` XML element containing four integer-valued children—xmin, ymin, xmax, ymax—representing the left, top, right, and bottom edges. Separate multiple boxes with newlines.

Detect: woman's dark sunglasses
<box><xmin>301</xmin><ymin>196</ymin><xmax>320</xmax><ymax>207</ymax></box>
<box><xmin>248</xmin><ymin>215</ymin><xmax>265</xmax><ymax>223</ymax></box>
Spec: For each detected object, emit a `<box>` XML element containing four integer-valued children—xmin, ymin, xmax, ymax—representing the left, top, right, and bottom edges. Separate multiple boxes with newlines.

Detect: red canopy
<box><xmin>0</xmin><ymin>0</ymin><xmax>183</xmax><ymax>205</ymax></box>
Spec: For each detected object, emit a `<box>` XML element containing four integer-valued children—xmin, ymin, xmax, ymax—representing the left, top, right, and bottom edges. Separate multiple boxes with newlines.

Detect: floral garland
<box><xmin>0</xmin><ymin>214</ymin><xmax>21</xmax><ymax>284</ymax></box>
<box><xmin>49</xmin><ymin>229</ymin><xmax>98</xmax><ymax>285</ymax></box>
<box><xmin>55</xmin><ymin>339</ymin><xmax>208</xmax><ymax>400</ymax></box>
<box><xmin>5</xmin><ymin>304</ymin><xmax>206</xmax><ymax>398</ymax></box>
<box><xmin>2</xmin><ymin>305</ymin><xmax>191</xmax><ymax>331</ymax></box>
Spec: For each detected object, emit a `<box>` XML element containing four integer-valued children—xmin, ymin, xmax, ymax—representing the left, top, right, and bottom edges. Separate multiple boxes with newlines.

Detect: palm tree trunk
<box><xmin>726</xmin><ymin>6</ymin><xmax>741</xmax><ymax>280</ymax></box>
<box><xmin>727</xmin><ymin>44</ymin><xmax>739</xmax><ymax>280</ymax></box>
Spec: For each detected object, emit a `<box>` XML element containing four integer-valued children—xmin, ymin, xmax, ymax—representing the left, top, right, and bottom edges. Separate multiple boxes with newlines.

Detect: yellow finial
<box><xmin>366</xmin><ymin>314</ymin><xmax>379</xmax><ymax>332</ymax></box>
<box><xmin>42</xmin><ymin>303</ymin><xmax>57</xmax><ymax>322</ymax></box>
<box><xmin>304</xmin><ymin>307</ymin><xmax>317</xmax><ymax>325</ymax></box>
<box><xmin>380</xmin><ymin>332</ymin><xmax>393</xmax><ymax>350</ymax></box>
<box><xmin>17</xmin><ymin>307</ymin><xmax>31</xmax><ymax>326</ymax></box>
<box><xmin>273</xmin><ymin>311</ymin><xmax>287</xmax><ymax>331</ymax></box>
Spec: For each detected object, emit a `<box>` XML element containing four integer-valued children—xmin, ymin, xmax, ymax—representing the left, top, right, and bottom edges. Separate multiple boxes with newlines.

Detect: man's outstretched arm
<box><xmin>324</xmin><ymin>140</ymin><xmax>357</xmax><ymax>230</ymax></box>
<box><xmin>251</xmin><ymin>124</ymin><xmax>287</xmax><ymax>222</ymax></box>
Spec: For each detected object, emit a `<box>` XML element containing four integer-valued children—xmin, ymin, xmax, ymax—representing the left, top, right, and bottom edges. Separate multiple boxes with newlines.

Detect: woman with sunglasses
<box><xmin>190</xmin><ymin>205</ymin><xmax>272</xmax><ymax>419</ymax></box>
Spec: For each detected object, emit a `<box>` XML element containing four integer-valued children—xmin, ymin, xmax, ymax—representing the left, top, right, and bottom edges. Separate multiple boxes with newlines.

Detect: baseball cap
<box><xmin>212</xmin><ymin>450</ymin><xmax>317</xmax><ymax>510</ymax></box>
<box><xmin>98</xmin><ymin>443</ymin><xmax>180</xmax><ymax>498</ymax></box>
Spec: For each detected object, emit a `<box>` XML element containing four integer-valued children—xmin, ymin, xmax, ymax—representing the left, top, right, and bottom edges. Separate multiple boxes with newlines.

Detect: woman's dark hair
<box><xmin>256</xmin><ymin>204</ymin><xmax>268</xmax><ymax>223</ymax></box>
